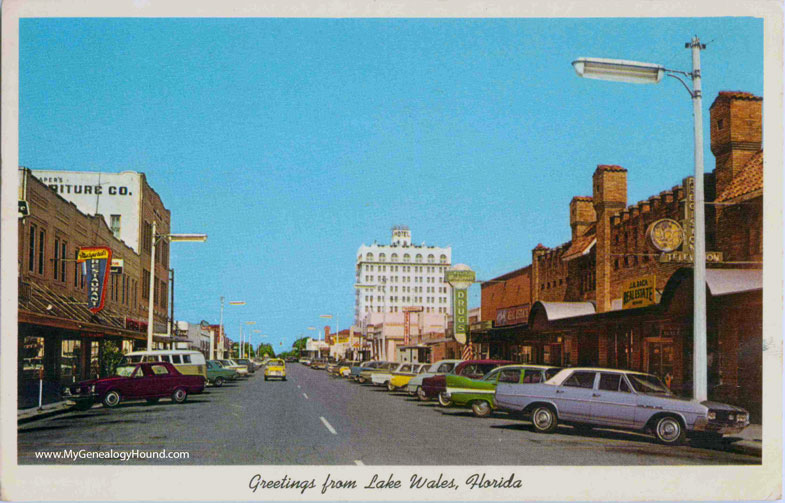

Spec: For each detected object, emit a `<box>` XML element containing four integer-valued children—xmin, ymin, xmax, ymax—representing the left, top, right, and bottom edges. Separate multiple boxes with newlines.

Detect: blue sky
<box><xmin>19</xmin><ymin>17</ymin><xmax>763</xmax><ymax>351</ymax></box>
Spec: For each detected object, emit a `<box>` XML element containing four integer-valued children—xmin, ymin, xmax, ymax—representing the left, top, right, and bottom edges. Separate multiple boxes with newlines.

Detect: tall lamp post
<box><xmin>146</xmin><ymin>223</ymin><xmax>207</xmax><ymax>351</ymax></box>
<box><xmin>241</xmin><ymin>321</ymin><xmax>256</xmax><ymax>358</ymax></box>
<box><xmin>572</xmin><ymin>36</ymin><xmax>708</xmax><ymax>401</ymax></box>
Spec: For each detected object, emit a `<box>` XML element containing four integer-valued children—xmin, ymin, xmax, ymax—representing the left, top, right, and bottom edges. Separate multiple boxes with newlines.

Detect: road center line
<box><xmin>302</xmin><ymin>392</ymin><xmax>308</xmax><ymax>399</ymax></box>
<box><xmin>354</xmin><ymin>460</ymin><xmax>364</xmax><ymax>466</ymax></box>
<box><xmin>320</xmin><ymin>416</ymin><xmax>337</xmax><ymax>435</ymax></box>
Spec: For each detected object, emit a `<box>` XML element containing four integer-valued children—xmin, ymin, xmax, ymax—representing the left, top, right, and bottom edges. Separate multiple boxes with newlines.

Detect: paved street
<box><xmin>19</xmin><ymin>364</ymin><xmax>760</xmax><ymax>465</ymax></box>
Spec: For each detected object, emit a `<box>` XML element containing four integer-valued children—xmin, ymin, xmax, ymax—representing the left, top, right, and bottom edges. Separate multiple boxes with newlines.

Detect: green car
<box><xmin>207</xmin><ymin>360</ymin><xmax>239</xmax><ymax>387</ymax></box>
<box><xmin>444</xmin><ymin>365</ymin><xmax>561</xmax><ymax>418</ymax></box>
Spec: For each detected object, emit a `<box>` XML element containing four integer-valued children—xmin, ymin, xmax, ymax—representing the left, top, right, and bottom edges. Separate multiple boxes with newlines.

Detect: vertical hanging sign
<box><xmin>78</xmin><ymin>247</ymin><xmax>112</xmax><ymax>313</ymax></box>
<box><xmin>445</xmin><ymin>265</ymin><xmax>475</xmax><ymax>345</ymax></box>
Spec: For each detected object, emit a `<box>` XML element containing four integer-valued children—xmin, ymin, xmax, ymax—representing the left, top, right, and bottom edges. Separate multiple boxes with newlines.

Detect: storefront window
<box><xmin>611</xmin><ymin>330</ymin><xmax>634</xmax><ymax>369</ymax></box>
<box><xmin>20</xmin><ymin>336</ymin><xmax>45</xmax><ymax>382</ymax></box>
<box><xmin>647</xmin><ymin>339</ymin><xmax>674</xmax><ymax>387</ymax></box>
<box><xmin>61</xmin><ymin>339</ymin><xmax>82</xmax><ymax>383</ymax></box>
<box><xmin>89</xmin><ymin>341</ymin><xmax>101</xmax><ymax>379</ymax></box>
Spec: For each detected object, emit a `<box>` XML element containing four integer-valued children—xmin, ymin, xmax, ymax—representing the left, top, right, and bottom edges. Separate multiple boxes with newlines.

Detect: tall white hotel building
<box><xmin>354</xmin><ymin>226</ymin><xmax>452</xmax><ymax>324</ymax></box>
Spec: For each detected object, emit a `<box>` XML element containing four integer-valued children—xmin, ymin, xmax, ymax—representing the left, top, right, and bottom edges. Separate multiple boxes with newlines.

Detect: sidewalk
<box><xmin>725</xmin><ymin>423</ymin><xmax>762</xmax><ymax>457</ymax></box>
<box><xmin>17</xmin><ymin>400</ymin><xmax>75</xmax><ymax>424</ymax></box>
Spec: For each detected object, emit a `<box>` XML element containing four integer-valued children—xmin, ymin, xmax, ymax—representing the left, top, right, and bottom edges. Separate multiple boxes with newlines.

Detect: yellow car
<box><xmin>389</xmin><ymin>363</ymin><xmax>430</xmax><ymax>391</ymax></box>
<box><xmin>264</xmin><ymin>359</ymin><xmax>286</xmax><ymax>381</ymax></box>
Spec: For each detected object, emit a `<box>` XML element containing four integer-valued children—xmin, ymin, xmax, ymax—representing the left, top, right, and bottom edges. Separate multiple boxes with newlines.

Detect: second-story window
<box><xmin>61</xmin><ymin>241</ymin><xmax>67</xmax><ymax>283</ymax></box>
<box><xmin>110</xmin><ymin>214</ymin><xmax>121</xmax><ymax>238</ymax></box>
<box><xmin>28</xmin><ymin>224</ymin><xmax>36</xmax><ymax>273</ymax></box>
<box><xmin>53</xmin><ymin>237</ymin><xmax>60</xmax><ymax>280</ymax></box>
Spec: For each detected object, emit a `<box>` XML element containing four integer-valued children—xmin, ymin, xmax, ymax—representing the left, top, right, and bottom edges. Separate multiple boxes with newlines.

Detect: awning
<box><xmin>706</xmin><ymin>268</ymin><xmax>762</xmax><ymax>296</ymax></box>
<box><xmin>533</xmin><ymin>301</ymin><xmax>596</xmax><ymax>321</ymax></box>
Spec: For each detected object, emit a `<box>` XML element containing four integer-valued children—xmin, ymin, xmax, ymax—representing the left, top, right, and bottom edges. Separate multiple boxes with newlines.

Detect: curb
<box><xmin>726</xmin><ymin>440</ymin><xmax>762</xmax><ymax>457</ymax></box>
<box><xmin>18</xmin><ymin>402</ymin><xmax>74</xmax><ymax>425</ymax></box>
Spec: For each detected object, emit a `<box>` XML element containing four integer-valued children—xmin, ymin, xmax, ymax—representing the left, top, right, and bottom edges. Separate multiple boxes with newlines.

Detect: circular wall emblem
<box><xmin>647</xmin><ymin>219</ymin><xmax>684</xmax><ymax>253</ymax></box>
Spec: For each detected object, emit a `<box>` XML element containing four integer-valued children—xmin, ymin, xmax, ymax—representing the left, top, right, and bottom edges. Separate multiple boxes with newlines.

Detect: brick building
<box><xmin>476</xmin><ymin>91</ymin><xmax>763</xmax><ymax>419</ymax></box>
<box><xmin>17</xmin><ymin>169</ymin><xmax>170</xmax><ymax>407</ymax></box>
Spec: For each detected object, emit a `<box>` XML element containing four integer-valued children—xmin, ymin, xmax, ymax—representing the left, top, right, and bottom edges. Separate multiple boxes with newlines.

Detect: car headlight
<box><xmin>737</xmin><ymin>413</ymin><xmax>748</xmax><ymax>422</ymax></box>
<box><xmin>90</xmin><ymin>385</ymin><xmax>96</xmax><ymax>393</ymax></box>
<box><xmin>707</xmin><ymin>411</ymin><xmax>716</xmax><ymax>420</ymax></box>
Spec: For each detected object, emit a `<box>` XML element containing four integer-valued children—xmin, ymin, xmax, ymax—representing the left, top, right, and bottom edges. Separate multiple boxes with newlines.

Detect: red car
<box><xmin>64</xmin><ymin>361</ymin><xmax>205</xmax><ymax>410</ymax></box>
<box><xmin>420</xmin><ymin>359</ymin><xmax>515</xmax><ymax>406</ymax></box>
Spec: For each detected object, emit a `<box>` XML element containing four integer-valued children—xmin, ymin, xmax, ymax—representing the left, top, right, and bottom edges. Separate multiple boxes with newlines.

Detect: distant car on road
<box><xmin>235</xmin><ymin>358</ymin><xmax>256</xmax><ymax>374</ymax></box>
<box><xmin>264</xmin><ymin>359</ymin><xmax>287</xmax><ymax>381</ymax></box>
<box><xmin>494</xmin><ymin>367</ymin><xmax>751</xmax><ymax>445</ymax></box>
<box><xmin>444</xmin><ymin>364</ymin><xmax>560</xmax><ymax>417</ymax></box>
<box><xmin>206</xmin><ymin>360</ymin><xmax>239</xmax><ymax>387</ymax></box>
<box><xmin>311</xmin><ymin>359</ymin><xmax>328</xmax><ymax>370</ymax></box>
<box><xmin>64</xmin><ymin>362</ymin><xmax>205</xmax><ymax>410</ymax></box>
<box><xmin>220</xmin><ymin>359</ymin><xmax>249</xmax><ymax>377</ymax></box>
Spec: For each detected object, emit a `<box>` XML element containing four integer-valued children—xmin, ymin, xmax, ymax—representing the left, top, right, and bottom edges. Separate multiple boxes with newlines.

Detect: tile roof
<box><xmin>596</xmin><ymin>165</ymin><xmax>627</xmax><ymax>173</ymax></box>
<box><xmin>561</xmin><ymin>233</ymin><xmax>597</xmax><ymax>262</ymax></box>
<box><xmin>709</xmin><ymin>90</ymin><xmax>762</xmax><ymax>109</ymax></box>
<box><xmin>716</xmin><ymin>150</ymin><xmax>763</xmax><ymax>202</ymax></box>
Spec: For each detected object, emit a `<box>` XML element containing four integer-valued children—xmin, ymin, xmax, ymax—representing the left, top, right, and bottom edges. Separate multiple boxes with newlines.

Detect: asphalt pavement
<box><xmin>17</xmin><ymin>364</ymin><xmax>761</xmax><ymax>465</ymax></box>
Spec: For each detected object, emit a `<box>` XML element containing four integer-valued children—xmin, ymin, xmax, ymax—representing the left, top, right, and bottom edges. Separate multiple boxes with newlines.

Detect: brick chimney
<box><xmin>592</xmin><ymin>165</ymin><xmax>627</xmax><ymax>313</ymax></box>
<box><xmin>570</xmin><ymin>196</ymin><xmax>596</xmax><ymax>241</ymax></box>
<box><xmin>710</xmin><ymin>91</ymin><xmax>762</xmax><ymax>197</ymax></box>
<box><xmin>531</xmin><ymin>243</ymin><xmax>549</xmax><ymax>303</ymax></box>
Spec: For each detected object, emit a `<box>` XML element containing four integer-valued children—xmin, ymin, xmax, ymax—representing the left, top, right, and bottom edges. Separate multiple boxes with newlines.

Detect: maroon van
<box><xmin>420</xmin><ymin>359</ymin><xmax>515</xmax><ymax>406</ymax></box>
<box><xmin>64</xmin><ymin>361</ymin><xmax>205</xmax><ymax>410</ymax></box>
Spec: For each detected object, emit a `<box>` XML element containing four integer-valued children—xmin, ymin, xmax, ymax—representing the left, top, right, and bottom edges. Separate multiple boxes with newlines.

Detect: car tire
<box><xmin>264</xmin><ymin>376</ymin><xmax>269</xmax><ymax>381</ymax></box>
<box><xmin>171</xmin><ymin>388</ymin><xmax>188</xmax><ymax>404</ymax></box>
<box><xmin>146</xmin><ymin>398</ymin><xmax>160</xmax><ymax>404</ymax></box>
<box><xmin>653</xmin><ymin>415</ymin><xmax>685</xmax><ymax>445</ymax></box>
<box><xmin>214</xmin><ymin>377</ymin><xmax>224</xmax><ymax>387</ymax></box>
<box><xmin>407</xmin><ymin>389</ymin><xmax>416</xmax><ymax>397</ymax></box>
<box><xmin>417</xmin><ymin>386</ymin><xmax>429</xmax><ymax>401</ymax></box>
<box><xmin>358</xmin><ymin>377</ymin><xmax>366</xmax><ymax>384</ymax></box>
<box><xmin>438</xmin><ymin>392</ymin><xmax>452</xmax><ymax>407</ymax></box>
<box><xmin>282</xmin><ymin>377</ymin><xmax>287</xmax><ymax>381</ymax></box>
<box><xmin>472</xmin><ymin>400</ymin><xmax>493</xmax><ymax>418</ymax></box>
<box><xmin>387</xmin><ymin>381</ymin><xmax>396</xmax><ymax>392</ymax></box>
<box><xmin>102</xmin><ymin>390</ymin><xmax>121</xmax><ymax>408</ymax></box>
<box><xmin>530</xmin><ymin>405</ymin><xmax>558</xmax><ymax>434</ymax></box>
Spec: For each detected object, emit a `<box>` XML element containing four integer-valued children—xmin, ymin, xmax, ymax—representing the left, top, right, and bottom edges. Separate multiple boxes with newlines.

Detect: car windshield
<box><xmin>627</xmin><ymin>373</ymin><xmax>673</xmax><ymax>395</ymax></box>
<box><xmin>114</xmin><ymin>365</ymin><xmax>137</xmax><ymax>377</ymax></box>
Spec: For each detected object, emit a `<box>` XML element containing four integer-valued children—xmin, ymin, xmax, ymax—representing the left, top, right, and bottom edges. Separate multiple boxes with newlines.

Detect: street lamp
<box><xmin>241</xmin><ymin>321</ymin><xmax>256</xmax><ymax>358</ymax></box>
<box><xmin>216</xmin><ymin>299</ymin><xmax>245</xmax><ymax>360</ymax></box>
<box><xmin>146</xmin><ymin>223</ymin><xmax>207</xmax><ymax>351</ymax></box>
<box><xmin>572</xmin><ymin>36</ymin><xmax>708</xmax><ymax>401</ymax></box>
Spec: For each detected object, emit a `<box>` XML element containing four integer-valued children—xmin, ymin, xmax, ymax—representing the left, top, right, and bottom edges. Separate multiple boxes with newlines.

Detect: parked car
<box><xmin>371</xmin><ymin>363</ymin><xmax>408</xmax><ymax>388</ymax></box>
<box><xmin>389</xmin><ymin>362</ymin><xmax>430</xmax><ymax>391</ymax></box>
<box><xmin>338</xmin><ymin>361</ymin><xmax>359</xmax><ymax>378</ymax></box>
<box><xmin>311</xmin><ymin>359</ymin><xmax>328</xmax><ymax>370</ymax></box>
<box><xmin>421</xmin><ymin>359</ymin><xmax>515</xmax><ymax>406</ymax></box>
<box><xmin>206</xmin><ymin>360</ymin><xmax>239</xmax><ymax>387</ymax></box>
<box><xmin>220</xmin><ymin>359</ymin><xmax>249</xmax><ymax>377</ymax></box>
<box><xmin>298</xmin><ymin>358</ymin><xmax>312</xmax><ymax>365</ymax></box>
<box><xmin>358</xmin><ymin>361</ymin><xmax>397</xmax><ymax>384</ymax></box>
<box><xmin>285</xmin><ymin>357</ymin><xmax>298</xmax><ymax>363</ymax></box>
<box><xmin>444</xmin><ymin>364</ymin><xmax>560</xmax><ymax>417</ymax></box>
<box><xmin>406</xmin><ymin>359</ymin><xmax>462</xmax><ymax>397</ymax></box>
<box><xmin>494</xmin><ymin>367</ymin><xmax>750</xmax><ymax>445</ymax></box>
<box><xmin>121</xmin><ymin>350</ymin><xmax>207</xmax><ymax>381</ymax></box>
<box><xmin>64</xmin><ymin>361</ymin><xmax>205</xmax><ymax>409</ymax></box>
<box><xmin>350</xmin><ymin>361</ymin><xmax>382</xmax><ymax>381</ymax></box>
<box><xmin>235</xmin><ymin>358</ymin><xmax>256</xmax><ymax>374</ymax></box>
<box><xmin>264</xmin><ymin>359</ymin><xmax>287</xmax><ymax>381</ymax></box>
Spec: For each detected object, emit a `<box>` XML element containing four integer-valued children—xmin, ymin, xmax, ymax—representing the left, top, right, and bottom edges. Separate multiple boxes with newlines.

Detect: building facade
<box><xmin>475</xmin><ymin>91</ymin><xmax>763</xmax><ymax>419</ymax></box>
<box><xmin>17</xmin><ymin>169</ymin><xmax>169</xmax><ymax>408</ymax></box>
<box><xmin>354</xmin><ymin>226</ymin><xmax>452</xmax><ymax>323</ymax></box>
